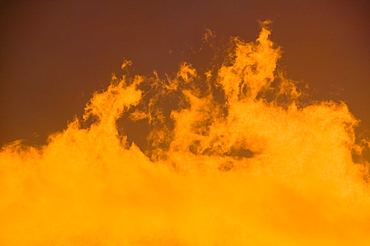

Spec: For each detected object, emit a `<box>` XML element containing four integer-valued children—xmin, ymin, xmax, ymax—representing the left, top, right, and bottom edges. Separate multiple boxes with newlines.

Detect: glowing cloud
<box><xmin>1</xmin><ymin>23</ymin><xmax>369</xmax><ymax>245</ymax></box>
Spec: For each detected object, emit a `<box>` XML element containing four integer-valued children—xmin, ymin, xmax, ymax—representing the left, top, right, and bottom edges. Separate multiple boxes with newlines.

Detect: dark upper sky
<box><xmin>1</xmin><ymin>0</ymin><xmax>369</xmax><ymax>146</ymax></box>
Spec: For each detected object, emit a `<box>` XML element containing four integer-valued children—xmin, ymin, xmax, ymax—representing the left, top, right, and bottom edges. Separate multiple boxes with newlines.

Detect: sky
<box><xmin>0</xmin><ymin>0</ymin><xmax>369</xmax><ymax>147</ymax></box>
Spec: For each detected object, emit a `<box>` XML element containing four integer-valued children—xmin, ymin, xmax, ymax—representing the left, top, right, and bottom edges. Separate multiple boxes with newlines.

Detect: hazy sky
<box><xmin>1</xmin><ymin>0</ymin><xmax>369</xmax><ymax>146</ymax></box>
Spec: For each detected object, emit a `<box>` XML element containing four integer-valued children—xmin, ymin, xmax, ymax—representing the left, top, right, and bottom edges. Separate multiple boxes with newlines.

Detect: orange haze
<box><xmin>1</xmin><ymin>24</ymin><xmax>370</xmax><ymax>245</ymax></box>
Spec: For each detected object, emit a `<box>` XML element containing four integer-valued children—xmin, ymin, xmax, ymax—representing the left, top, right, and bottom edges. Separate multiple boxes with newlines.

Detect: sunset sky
<box><xmin>1</xmin><ymin>0</ymin><xmax>369</xmax><ymax>146</ymax></box>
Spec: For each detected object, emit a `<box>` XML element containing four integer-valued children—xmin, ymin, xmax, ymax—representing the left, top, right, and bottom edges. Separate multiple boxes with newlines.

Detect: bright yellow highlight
<box><xmin>1</xmin><ymin>24</ymin><xmax>370</xmax><ymax>245</ymax></box>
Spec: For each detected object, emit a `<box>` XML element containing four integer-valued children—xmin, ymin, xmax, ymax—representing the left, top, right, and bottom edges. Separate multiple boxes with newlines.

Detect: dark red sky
<box><xmin>1</xmin><ymin>0</ymin><xmax>369</xmax><ymax>146</ymax></box>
